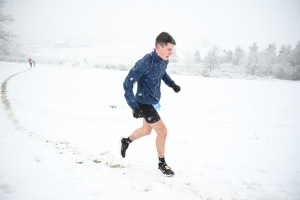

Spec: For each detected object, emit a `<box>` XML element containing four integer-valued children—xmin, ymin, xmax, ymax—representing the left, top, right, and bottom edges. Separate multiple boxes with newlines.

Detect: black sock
<box><xmin>125</xmin><ymin>137</ymin><xmax>132</xmax><ymax>144</ymax></box>
<box><xmin>158</xmin><ymin>157</ymin><xmax>165</xmax><ymax>165</ymax></box>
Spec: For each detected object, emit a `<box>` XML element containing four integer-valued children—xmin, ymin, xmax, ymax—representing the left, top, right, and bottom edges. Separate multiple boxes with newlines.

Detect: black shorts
<box><xmin>137</xmin><ymin>102</ymin><xmax>161</xmax><ymax>124</ymax></box>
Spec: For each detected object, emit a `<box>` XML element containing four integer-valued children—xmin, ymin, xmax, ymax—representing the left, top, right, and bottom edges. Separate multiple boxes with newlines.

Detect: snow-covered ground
<box><xmin>0</xmin><ymin>61</ymin><xmax>300</xmax><ymax>199</ymax></box>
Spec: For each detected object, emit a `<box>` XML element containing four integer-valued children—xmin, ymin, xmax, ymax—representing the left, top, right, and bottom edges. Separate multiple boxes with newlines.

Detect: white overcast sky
<box><xmin>3</xmin><ymin>0</ymin><xmax>300</xmax><ymax>51</ymax></box>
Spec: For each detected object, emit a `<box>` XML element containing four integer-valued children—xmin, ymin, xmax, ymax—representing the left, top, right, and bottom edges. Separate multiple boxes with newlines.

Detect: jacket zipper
<box><xmin>154</xmin><ymin>61</ymin><xmax>163</xmax><ymax>100</ymax></box>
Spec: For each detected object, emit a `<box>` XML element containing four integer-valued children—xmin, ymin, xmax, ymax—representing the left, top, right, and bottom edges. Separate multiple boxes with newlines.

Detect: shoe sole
<box><xmin>119</xmin><ymin>137</ymin><xmax>124</xmax><ymax>158</ymax></box>
<box><xmin>158</xmin><ymin>169</ymin><xmax>175</xmax><ymax>177</ymax></box>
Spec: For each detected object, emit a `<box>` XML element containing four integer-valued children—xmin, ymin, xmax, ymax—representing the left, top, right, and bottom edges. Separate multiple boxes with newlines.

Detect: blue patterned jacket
<box><xmin>123</xmin><ymin>50</ymin><xmax>174</xmax><ymax>109</ymax></box>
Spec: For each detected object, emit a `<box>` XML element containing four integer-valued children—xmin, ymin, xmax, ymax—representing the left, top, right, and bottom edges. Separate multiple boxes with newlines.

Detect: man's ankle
<box><xmin>158</xmin><ymin>157</ymin><xmax>166</xmax><ymax>165</ymax></box>
<box><xmin>125</xmin><ymin>137</ymin><xmax>132</xmax><ymax>144</ymax></box>
<box><xmin>123</xmin><ymin>137</ymin><xmax>132</xmax><ymax>145</ymax></box>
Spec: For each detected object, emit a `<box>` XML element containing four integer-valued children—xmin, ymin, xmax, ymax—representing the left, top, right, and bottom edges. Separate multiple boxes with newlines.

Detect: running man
<box><xmin>121</xmin><ymin>32</ymin><xmax>181</xmax><ymax>176</ymax></box>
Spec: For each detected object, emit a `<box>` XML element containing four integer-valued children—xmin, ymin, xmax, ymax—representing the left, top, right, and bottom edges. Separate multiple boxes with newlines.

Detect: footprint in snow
<box><xmin>0</xmin><ymin>184</ymin><xmax>18</xmax><ymax>193</ymax></box>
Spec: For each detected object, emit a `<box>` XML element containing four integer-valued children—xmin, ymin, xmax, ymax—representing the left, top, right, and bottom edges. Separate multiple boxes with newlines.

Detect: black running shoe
<box><xmin>120</xmin><ymin>138</ymin><xmax>129</xmax><ymax>158</ymax></box>
<box><xmin>158</xmin><ymin>163</ymin><xmax>175</xmax><ymax>177</ymax></box>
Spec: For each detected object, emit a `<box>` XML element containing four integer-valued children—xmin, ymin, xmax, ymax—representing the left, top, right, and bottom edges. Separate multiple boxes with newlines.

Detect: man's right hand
<box><xmin>132</xmin><ymin>107</ymin><xmax>143</xmax><ymax>118</ymax></box>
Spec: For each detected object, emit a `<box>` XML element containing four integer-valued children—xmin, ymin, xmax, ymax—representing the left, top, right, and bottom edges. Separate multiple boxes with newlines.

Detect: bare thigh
<box><xmin>149</xmin><ymin>119</ymin><xmax>167</xmax><ymax>137</ymax></box>
<box><xmin>142</xmin><ymin>119</ymin><xmax>153</xmax><ymax>135</ymax></box>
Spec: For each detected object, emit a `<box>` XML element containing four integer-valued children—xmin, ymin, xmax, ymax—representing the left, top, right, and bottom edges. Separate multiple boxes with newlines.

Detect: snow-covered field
<box><xmin>1</xmin><ymin>61</ymin><xmax>300</xmax><ymax>199</ymax></box>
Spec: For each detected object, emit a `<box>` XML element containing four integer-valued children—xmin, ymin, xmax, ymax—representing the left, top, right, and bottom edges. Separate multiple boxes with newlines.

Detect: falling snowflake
<box><xmin>130</xmin><ymin>78</ymin><xmax>134</xmax><ymax>81</ymax></box>
<box><xmin>138</xmin><ymin>93</ymin><xmax>143</xmax><ymax>96</ymax></box>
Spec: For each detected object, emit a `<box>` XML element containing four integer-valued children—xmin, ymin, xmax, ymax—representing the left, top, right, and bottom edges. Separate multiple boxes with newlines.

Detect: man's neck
<box><xmin>155</xmin><ymin>49</ymin><xmax>163</xmax><ymax>60</ymax></box>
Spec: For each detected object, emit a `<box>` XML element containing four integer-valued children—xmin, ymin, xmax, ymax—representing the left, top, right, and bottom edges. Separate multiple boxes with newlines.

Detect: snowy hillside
<box><xmin>0</xmin><ymin>62</ymin><xmax>300</xmax><ymax>199</ymax></box>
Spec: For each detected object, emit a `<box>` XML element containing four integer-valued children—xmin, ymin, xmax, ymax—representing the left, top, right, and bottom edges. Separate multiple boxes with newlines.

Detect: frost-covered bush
<box><xmin>201</xmin><ymin>68</ymin><xmax>210</xmax><ymax>77</ymax></box>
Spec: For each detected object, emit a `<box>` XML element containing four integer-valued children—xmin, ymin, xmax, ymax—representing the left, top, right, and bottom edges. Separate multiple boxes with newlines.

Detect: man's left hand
<box><xmin>170</xmin><ymin>82</ymin><xmax>181</xmax><ymax>93</ymax></box>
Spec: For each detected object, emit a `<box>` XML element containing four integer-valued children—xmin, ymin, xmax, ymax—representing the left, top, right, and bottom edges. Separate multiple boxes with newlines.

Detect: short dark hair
<box><xmin>155</xmin><ymin>32</ymin><xmax>176</xmax><ymax>47</ymax></box>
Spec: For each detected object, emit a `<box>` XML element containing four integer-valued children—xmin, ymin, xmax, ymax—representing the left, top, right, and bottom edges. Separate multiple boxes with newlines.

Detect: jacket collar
<box><xmin>151</xmin><ymin>49</ymin><xmax>169</xmax><ymax>64</ymax></box>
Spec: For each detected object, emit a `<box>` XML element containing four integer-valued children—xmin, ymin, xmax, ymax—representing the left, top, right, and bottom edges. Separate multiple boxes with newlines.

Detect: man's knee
<box><xmin>142</xmin><ymin>126</ymin><xmax>152</xmax><ymax>135</ymax></box>
<box><xmin>153</xmin><ymin>121</ymin><xmax>168</xmax><ymax>138</ymax></box>
<box><xmin>159</xmin><ymin>127</ymin><xmax>168</xmax><ymax>139</ymax></box>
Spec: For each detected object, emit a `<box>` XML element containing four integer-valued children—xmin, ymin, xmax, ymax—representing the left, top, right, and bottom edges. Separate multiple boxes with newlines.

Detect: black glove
<box><xmin>132</xmin><ymin>107</ymin><xmax>143</xmax><ymax>118</ymax></box>
<box><xmin>170</xmin><ymin>82</ymin><xmax>181</xmax><ymax>93</ymax></box>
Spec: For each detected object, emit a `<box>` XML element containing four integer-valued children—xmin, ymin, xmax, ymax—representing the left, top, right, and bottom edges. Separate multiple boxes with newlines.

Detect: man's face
<box><xmin>156</xmin><ymin>43</ymin><xmax>175</xmax><ymax>61</ymax></box>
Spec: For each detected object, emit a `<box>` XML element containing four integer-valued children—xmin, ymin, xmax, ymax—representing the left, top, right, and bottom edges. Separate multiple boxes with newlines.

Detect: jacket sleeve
<box><xmin>123</xmin><ymin>58</ymin><xmax>149</xmax><ymax>109</ymax></box>
<box><xmin>162</xmin><ymin>72</ymin><xmax>174</xmax><ymax>87</ymax></box>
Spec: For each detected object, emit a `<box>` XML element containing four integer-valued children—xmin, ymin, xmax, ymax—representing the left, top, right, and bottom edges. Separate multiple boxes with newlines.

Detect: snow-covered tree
<box><xmin>249</xmin><ymin>42</ymin><xmax>258</xmax><ymax>53</ymax></box>
<box><xmin>232</xmin><ymin>46</ymin><xmax>244</xmax><ymax>66</ymax></box>
<box><xmin>292</xmin><ymin>41</ymin><xmax>300</xmax><ymax>67</ymax></box>
<box><xmin>203</xmin><ymin>46</ymin><xmax>219</xmax><ymax>72</ymax></box>
<box><xmin>184</xmin><ymin>50</ymin><xmax>193</xmax><ymax>72</ymax></box>
<box><xmin>246</xmin><ymin>43</ymin><xmax>259</xmax><ymax>75</ymax></box>
<box><xmin>169</xmin><ymin>48</ymin><xmax>178</xmax><ymax>63</ymax></box>
<box><xmin>275</xmin><ymin>44</ymin><xmax>291</xmax><ymax>79</ymax></box>
<box><xmin>276</xmin><ymin>43</ymin><xmax>300</xmax><ymax>80</ymax></box>
<box><xmin>291</xmin><ymin>41</ymin><xmax>300</xmax><ymax>80</ymax></box>
<box><xmin>0</xmin><ymin>0</ymin><xmax>15</xmax><ymax>56</ymax></box>
<box><xmin>220</xmin><ymin>49</ymin><xmax>233</xmax><ymax>64</ymax></box>
<box><xmin>193</xmin><ymin>49</ymin><xmax>201</xmax><ymax>64</ymax></box>
<box><xmin>259</xmin><ymin>43</ymin><xmax>277</xmax><ymax>76</ymax></box>
<box><xmin>278</xmin><ymin>44</ymin><xmax>292</xmax><ymax>67</ymax></box>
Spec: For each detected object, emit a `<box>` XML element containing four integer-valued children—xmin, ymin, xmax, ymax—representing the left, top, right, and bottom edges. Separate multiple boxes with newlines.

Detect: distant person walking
<box><xmin>28</xmin><ymin>58</ymin><xmax>33</xmax><ymax>68</ymax></box>
<box><xmin>121</xmin><ymin>32</ymin><xmax>181</xmax><ymax>177</ymax></box>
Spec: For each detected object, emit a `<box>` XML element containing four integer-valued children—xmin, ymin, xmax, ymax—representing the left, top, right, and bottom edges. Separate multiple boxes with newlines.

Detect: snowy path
<box><xmin>1</xmin><ymin>62</ymin><xmax>300</xmax><ymax>199</ymax></box>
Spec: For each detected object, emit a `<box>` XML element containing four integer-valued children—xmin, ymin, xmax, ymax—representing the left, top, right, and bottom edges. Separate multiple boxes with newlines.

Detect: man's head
<box><xmin>155</xmin><ymin>32</ymin><xmax>176</xmax><ymax>61</ymax></box>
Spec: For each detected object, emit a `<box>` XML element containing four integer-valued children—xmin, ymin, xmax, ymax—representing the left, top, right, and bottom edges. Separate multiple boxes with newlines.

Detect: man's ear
<box><xmin>156</xmin><ymin>43</ymin><xmax>162</xmax><ymax>50</ymax></box>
